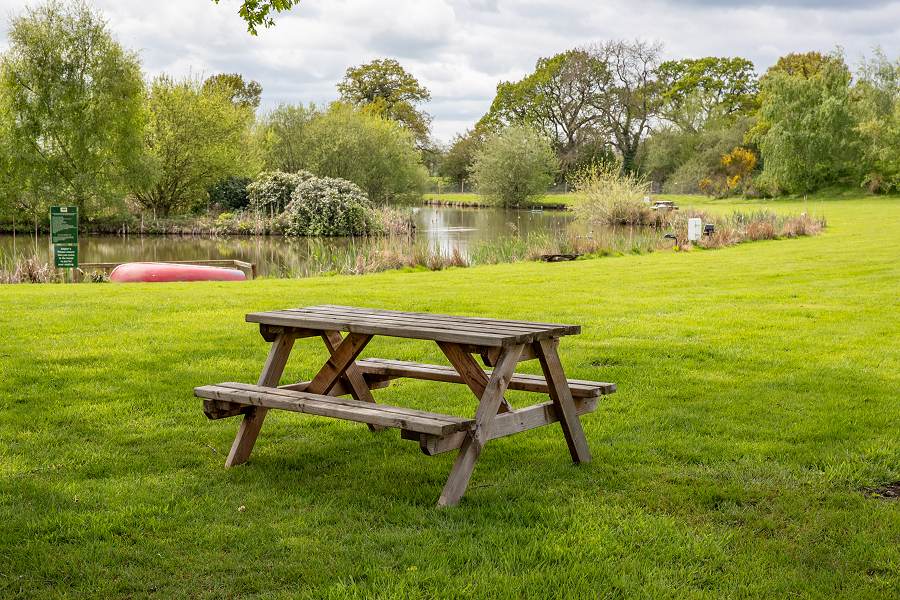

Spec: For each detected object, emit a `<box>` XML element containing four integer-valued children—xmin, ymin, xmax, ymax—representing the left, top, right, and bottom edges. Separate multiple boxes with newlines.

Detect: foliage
<box><xmin>643</xmin><ymin>115</ymin><xmax>755</xmax><ymax>194</ymax></box>
<box><xmin>258</xmin><ymin>103</ymin><xmax>318</xmax><ymax>173</ymax></box>
<box><xmin>203</xmin><ymin>73</ymin><xmax>263</xmax><ymax>109</ymax></box>
<box><xmin>207</xmin><ymin>176</ymin><xmax>252</xmax><ymax>210</ymax></box>
<box><xmin>301</xmin><ymin>102</ymin><xmax>427</xmax><ymax>203</ymax></box>
<box><xmin>657</xmin><ymin>56</ymin><xmax>759</xmax><ymax>130</ymax></box>
<box><xmin>133</xmin><ymin>76</ymin><xmax>257</xmax><ymax>217</ymax></box>
<box><xmin>438</xmin><ymin>128</ymin><xmax>485</xmax><ymax>186</ymax></box>
<box><xmin>212</xmin><ymin>0</ymin><xmax>299</xmax><ymax>34</ymax></box>
<box><xmin>572</xmin><ymin>164</ymin><xmax>660</xmax><ymax>226</ymax></box>
<box><xmin>471</xmin><ymin>125</ymin><xmax>558</xmax><ymax>207</ymax></box>
<box><xmin>767</xmin><ymin>51</ymin><xmax>836</xmax><ymax>79</ymax></box>
<box><xmin>480</xmin><ymin>49</ymin><xmax>610</xmax><ymax>175</ymax></box>
<box><xmin>698</xmin><ymin>147</ymin><xmax>758</xmax><ymax>197</ymax></box>
<box><xmin>752</xmin><ymin>52</ymin><xmax>856</xmax><ymax>194</ymax></box>
<box><xmin>0</xmin><ymin>0</ymin><xmax>147</xmax><ymax>218</ymax></box>
<box><xmin>246</xmin><ymin>170</ymin><xmax>313</xmax><ymax>215</ymax></box>
<box><xmin>337</xmin><ymin>58</ymin><xmax>431</xmax><ymax>147</ymax></box>
<box><xmin>853</xmin><ymin>49</ymin><xmax>900</xmax><ymax>193</ymax></box>
<box><xmin>283</xmin><ymin>176</ymin><xmax>378</xmax><ymax>236</ymax></box>
<box><xmin>589</xmin><ymin>40</ymin><xmax>663</xmax><ymax>174</ymax></box>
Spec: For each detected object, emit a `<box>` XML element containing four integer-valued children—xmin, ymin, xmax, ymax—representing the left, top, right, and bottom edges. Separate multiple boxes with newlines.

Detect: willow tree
<box><xmin>0</xmin><ymin>0</ymin><xmax>147</xmax><ymax>218</ymax></box>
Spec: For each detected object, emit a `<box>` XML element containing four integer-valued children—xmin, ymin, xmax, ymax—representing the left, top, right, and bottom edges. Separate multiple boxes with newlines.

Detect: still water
<box><xmin>0</xmin><ymin>206</ymin><xmax>658</xmax><ymax>277</ymax></box>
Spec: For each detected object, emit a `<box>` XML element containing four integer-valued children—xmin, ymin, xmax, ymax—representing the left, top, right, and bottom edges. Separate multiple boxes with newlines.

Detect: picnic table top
<box><xmin>246</xmin><ymin>304</ymin><xmax>581</xmax><ymax>347</ymax></box>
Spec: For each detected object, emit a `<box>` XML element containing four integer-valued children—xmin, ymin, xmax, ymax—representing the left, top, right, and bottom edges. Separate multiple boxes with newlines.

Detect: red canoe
<box><xmin>109</xmin><ymin>262</ymin><xmax>246</xmax><ymax>283</ymax></box>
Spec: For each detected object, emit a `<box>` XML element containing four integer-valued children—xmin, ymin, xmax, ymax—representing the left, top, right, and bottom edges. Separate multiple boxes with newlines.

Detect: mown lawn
<box><xmin>1</xmin><ymin>195</ymin><xmax>898</xmax><ymax>598</ymax></box>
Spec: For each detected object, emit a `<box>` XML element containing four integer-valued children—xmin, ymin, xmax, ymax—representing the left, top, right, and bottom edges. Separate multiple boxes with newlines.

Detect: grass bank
<box><xmin>424</xmin><ymin>192</ymin><xmax>578</xmax><ymax>209</ymax></box>
<box><xmin>1</xmin><ymin>196</ymin><xmax>898</xmax><ymax>597</ymax></box>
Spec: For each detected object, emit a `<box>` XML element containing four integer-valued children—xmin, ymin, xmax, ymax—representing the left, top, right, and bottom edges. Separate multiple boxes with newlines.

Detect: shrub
<box><xmin>208</xmin><ymin>176</ymin><xmax>252</xmax><ymax>210</ymax></box>
<box><xmin>284</xmin><ymin>176</ymin><xmax>378</xmax><ymax>237</ymax></box>
<box><xmin>572</xmin><ymin>165</ymin><xmax>663</xmax><ymax>226</ymax></box>
<box><xmin>246</xmin><ymin>170</ymin><xmax>314</xmax><ymax>216</ymax></box>
<box><xmin>471</xmin><ymin>125</ymin><xmax>557</xmax><ymax>207</ymax></box>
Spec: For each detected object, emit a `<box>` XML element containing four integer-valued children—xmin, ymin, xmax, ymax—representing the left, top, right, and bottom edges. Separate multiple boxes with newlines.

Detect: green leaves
<box><xmin>133</xmin><ymin>76</ymin><xmax>257</xmax><ymax>216</ymax></box>
<box><xmin>0</xmin><ymin>0</ymin><xmax>146</xmax><ymax>218</ymax></box>
<box><xmin>213</xmin><ymin>0</ymin><xmax>300</xmax><ymax>35</ymax></box>
<box><xmin>471</xmin><ymin>125</ymin><xmax>558</xmax><ymax>207</ymax></box>
<box><xmin>337</xmin><ymin>59</ymin><xmax>432</xmax><ymax>148</ymax></box>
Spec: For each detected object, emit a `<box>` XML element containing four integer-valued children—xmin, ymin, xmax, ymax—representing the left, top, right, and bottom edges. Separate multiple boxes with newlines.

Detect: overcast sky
<box><xmin>1</xmin><ymin>0</ymin><xmax>899</xmax><ymax>142</ymax></box>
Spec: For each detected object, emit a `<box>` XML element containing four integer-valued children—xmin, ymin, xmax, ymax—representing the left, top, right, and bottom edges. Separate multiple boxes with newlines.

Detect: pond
<box><xmin>0</xmin><ymin>206</ymin><xmax>664</xmax><ymax>277</ymax></box>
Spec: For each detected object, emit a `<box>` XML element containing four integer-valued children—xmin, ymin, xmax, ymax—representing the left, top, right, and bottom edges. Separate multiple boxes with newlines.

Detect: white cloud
<box><xmin>0</xmin><ymin>0</ymin><xmax>898</xmax><ymax>142</ymax></box>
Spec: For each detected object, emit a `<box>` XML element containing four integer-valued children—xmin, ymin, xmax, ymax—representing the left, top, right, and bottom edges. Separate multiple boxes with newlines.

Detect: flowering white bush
<box><xmin>284</xmin><ymin>176</ymin><xmax>378</xmax><ymax>236</ymax></box>
<box><xmin>246</xmin><ymin>170</ymin><xmax>314</xmax><ymax>215</ymax></box>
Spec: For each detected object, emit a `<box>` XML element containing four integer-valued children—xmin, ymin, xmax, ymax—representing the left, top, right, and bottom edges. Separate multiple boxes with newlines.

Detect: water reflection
<box><xmin>0</xmin><ymin>206</ymin><xmax>661</xmax><ymax>277</ymax></box>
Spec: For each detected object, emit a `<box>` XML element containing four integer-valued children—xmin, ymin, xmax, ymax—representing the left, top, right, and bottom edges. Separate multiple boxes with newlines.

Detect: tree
<box><xmin>439</xmin><ymin>128</ymin><xmax>486</xmax><ymax>189</ymax></box>
<box><xmin>657</xmin><ymin>57</ymin><xmax>758</xmax><ymax>131</ymax></box>
<box><xmin>854</xmin><ymin>49</ymin><xmax>900</xmax><ymax>192</ymax></box>
<box><xmin>337</xmin><ymin>59</ymin><xmax>432</xmax><ymax>147</ymax></box>
<box><xmin>588</xmin><ymin>40</ymin><xmax>663</xmax><ymax>174</ymax></box>
<box><xmin>134</xmin><ymin>76</ymin><xmax>257</xmax><ymax>217</ymax></box>
<box><xmin>0</xmin><ymin>0</ymin><xmax>147</xmax><ymax>218</ymax></box>
<box><xmin>767</xmin><ymin>52</ymin><xmax>835</xmax><ymax>79</ymax></box>
<box><xmin>301</xmin><ymin>102</ymin><xmax>427</xmax><ymax>203</ymax></box>
<box><xmin>258</xmin><ymin>103</ymin><xmax>319</xmax><ymax>172</ymax></box>
<box><xmin>752</xmin><ymin>52</ymin><xmax>855</xmax><ymax>194</ymax></box>
<box><xmin>203</xmin><ymin>73</ymin><xmax>263</xmax><ymax>109</ymax></box>
<box><xmin>212</xmin><ymin>0</ymin><xmax>299</xmax><ymax>35</ymax></box>
<box><xmin>480</xmin><ymin>49</ymin><xmax>610</xmax><ymax>176</ymax></box>
<box><xmin>471</xmin><ymin>125</ymin><xmax>558</xmax><ymax>207</ymax></box>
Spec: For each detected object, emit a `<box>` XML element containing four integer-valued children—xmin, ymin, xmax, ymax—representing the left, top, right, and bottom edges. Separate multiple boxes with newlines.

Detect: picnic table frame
<box><xmin>195</xmin><ymin>305</ymin><xmax>615</xmax><ymax>506</ymax></box>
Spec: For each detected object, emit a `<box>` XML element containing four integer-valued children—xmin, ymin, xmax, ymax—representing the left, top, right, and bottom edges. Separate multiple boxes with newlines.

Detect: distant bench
<box><xmin>194</xmin><ymin>305</ymin><xmax>616</xmax><ymax>506</ymax></box>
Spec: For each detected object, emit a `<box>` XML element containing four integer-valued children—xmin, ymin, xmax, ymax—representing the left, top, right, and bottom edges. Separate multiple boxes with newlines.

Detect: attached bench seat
<box><xmin>355</xmin><ymin>358</ymin><xmax>616</xmax><ymax>398</ymax></box>
<box><xmin>195</xmin><ymin>382</ymin><xmax>473</xmax><ymax>436</ymax></box>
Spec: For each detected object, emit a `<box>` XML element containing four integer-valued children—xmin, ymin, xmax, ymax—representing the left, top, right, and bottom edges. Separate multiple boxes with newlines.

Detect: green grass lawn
<box><xmin>2</xmin><ymin>195</ymin><xmax>899</xmax><ymax>598</ymax></box>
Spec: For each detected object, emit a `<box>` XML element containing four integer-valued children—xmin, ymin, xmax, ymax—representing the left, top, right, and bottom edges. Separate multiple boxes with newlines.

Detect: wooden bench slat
<box><xmin>195</xmin><ymin>383</ymin><xmax>473</xmax><ymax>436</ymax></box>
<box><xmin>356</xmin><ymin>358</ymin><xmax>616</xmax><ymax>397</ymax></box>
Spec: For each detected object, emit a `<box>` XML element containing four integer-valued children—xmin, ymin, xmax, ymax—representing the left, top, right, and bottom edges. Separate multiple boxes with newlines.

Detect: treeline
<box><xmin>439</xmin><ymin>41</ymin><xmax>900</xmax><ymax>198</ymax></box>
<box><xmin>0</xmin><ymin>1</ymin><xmax>430</xmax><ymax>226</ymax></box>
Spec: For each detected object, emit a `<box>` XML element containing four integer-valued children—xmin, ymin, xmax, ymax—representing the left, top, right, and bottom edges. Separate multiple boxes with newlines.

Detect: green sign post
<box><xmin>50</xmin><ymin>206</ymin><xmax>79</xmax><ymax>276</ymax></box>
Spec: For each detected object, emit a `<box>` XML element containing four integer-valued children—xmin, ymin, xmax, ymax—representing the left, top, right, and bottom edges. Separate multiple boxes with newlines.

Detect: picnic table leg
<box><xmin>438</xmin><ymin>343</ymin><xmax>524</xmax><ymax>507</ymax></box>
<box><xmin>534</xmin><ymin>338</ymin><xmax>592</xmax><ymax>464</ymax></box>
<box><xmin>321</xmin><ymin>330</ymin><xmax>383</xmax><ymax>431</ymax></box>
<box><xmin>225</xmin><ymin>332</ymin><xmax>295</xmax><ymax>467</ymax></box>
<box><xmin>305</xmin><ymin>332</ymin><xmax>372</xmax><ymax>395</ymax></box>
<box><xmin>437</xmin><ymin>342</ymin><xmax>512</xmax><ymax>413</ymax></box>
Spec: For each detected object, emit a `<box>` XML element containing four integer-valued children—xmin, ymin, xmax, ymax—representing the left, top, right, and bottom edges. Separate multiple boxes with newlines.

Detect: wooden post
<box><xmin>534</xmin><ymin>338</ymin><xmax>591</xmax><ymax>464</ymax></box>
<box><xmin>437</xmin><ymin>343</ymin><xmax>523</xmax><ymax>507</ymax></box>
<box><xmin>225</xmin><ymin>332</ymin><xmax>295</xmax><ymax>467</ymax></box>
<box><xmin>438</xmin><ymin>341</ymin><xmax>512</xmax><ymax>413</ymax></box>
<box><xmin>321</xmin><ymin>330</ymin><xmax>382</xmax><ymax>431</ymax></box>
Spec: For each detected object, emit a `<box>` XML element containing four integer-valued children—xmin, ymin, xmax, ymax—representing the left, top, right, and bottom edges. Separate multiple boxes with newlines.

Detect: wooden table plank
<box><xmin>246</xmin><ymin>311</ymin><xmax>536</xmax><ymax>346</ymax></box>
<box><xmin>294</xmin><ymin>305</ymin><xmax>579</xmax><ymax>335</ymax></box>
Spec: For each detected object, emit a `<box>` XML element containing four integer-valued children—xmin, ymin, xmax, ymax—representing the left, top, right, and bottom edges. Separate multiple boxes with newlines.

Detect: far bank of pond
<box><xmin>0</xmin><ymin>206</ymin><xmax>666</xmax><ymax>278</ymax></box>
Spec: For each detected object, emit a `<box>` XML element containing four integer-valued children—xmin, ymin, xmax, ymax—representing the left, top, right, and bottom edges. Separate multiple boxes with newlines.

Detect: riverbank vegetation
<box><xmin>2</xmin><ymin>2</ymin><xmax>898</xmax><ymax>236</ymax></box>
<box><xmin>1</xmin><ymin>196</ymin><xmax>897</xmax><ymax>597</ymax></box>
<box><xmin>440</xmin><ymin>45</ymin><xmax>900</xmax><ymax>202</ymax></box>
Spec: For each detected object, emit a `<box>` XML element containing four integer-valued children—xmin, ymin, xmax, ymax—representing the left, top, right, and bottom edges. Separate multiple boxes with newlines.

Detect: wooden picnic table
<box><xmin>195</xmin><ymin>305</ymin><xmax>616</xmax><ymax>506</ymax></box>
